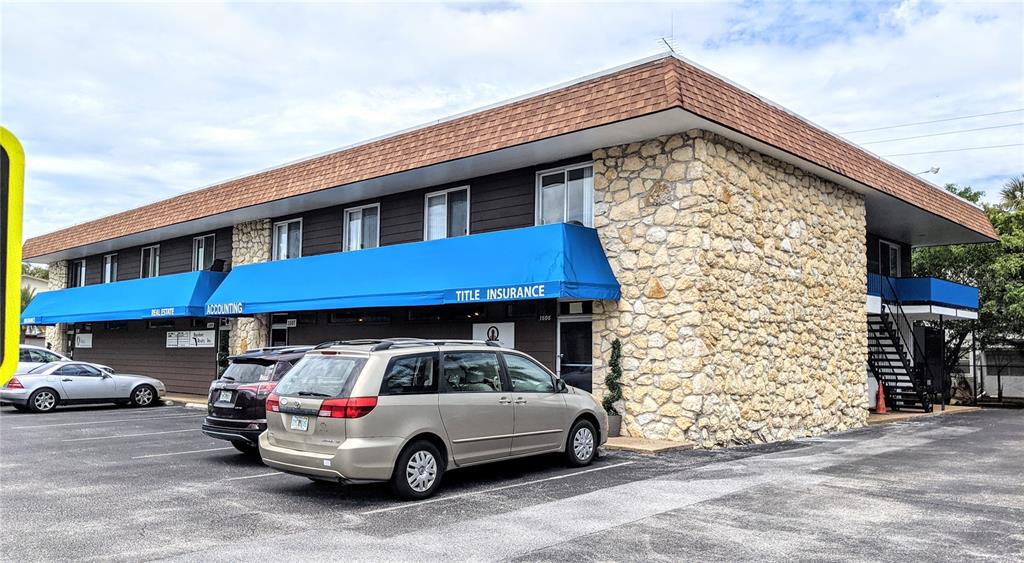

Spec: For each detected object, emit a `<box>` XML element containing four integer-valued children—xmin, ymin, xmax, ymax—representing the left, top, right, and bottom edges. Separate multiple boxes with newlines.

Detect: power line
<box><xmin>861</xmin><ymin>122</ymin><xmax>1024</xmax><ymax>144</ymax></box>
<box><xmin>882</xmin><ymin>143</ymin><xmax>1024</xmax><ymax>157</ymax></box>
<box><xmin>839</xmin><ymin>108</ymin><xmax>1024</xmax><ymax>134</ymax></box>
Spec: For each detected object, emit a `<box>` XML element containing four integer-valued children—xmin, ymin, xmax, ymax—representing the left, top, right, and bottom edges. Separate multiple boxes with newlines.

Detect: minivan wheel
<box><xmin>565</xmin><ymin>419</ymin><xmax>597</xmax><ymax>467</ymax></box>
<box><xmin>391</xmin><ymin>440</ymin><xmax>444</xmax><ymax>500</ymax></box>
<box><xmin>28</xmin><ymin>388</ymin><xmax>59</xmax><ymax>413</ymax></box>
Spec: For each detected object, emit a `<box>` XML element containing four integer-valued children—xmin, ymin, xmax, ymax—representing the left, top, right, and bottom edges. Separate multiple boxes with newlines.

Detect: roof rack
<box><xmin>312</xmin><ymin>338</ymin><xmax>502</xmax><ymax>352</ymax></box>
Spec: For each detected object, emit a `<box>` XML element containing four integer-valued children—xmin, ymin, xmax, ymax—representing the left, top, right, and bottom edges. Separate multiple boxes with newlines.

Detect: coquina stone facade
<box><xmin>44</xmin><ymin>260</ymin><xmax>69</xmax><ymax>355</ymax></box>
<box><xmin>228</xmin><ymin>219</ymin><xmax>272</xmax><ymax>354</ymax></box>
<box><xmin>591</xmin><ymin>129</ymin><xmax>868</xmax><ymax>448</ymax></box>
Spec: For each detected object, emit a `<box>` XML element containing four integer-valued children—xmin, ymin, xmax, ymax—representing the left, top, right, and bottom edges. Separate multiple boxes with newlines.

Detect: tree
<box><xmin>20</xmin><ymin>286</ymin><xmax>36</xmax><ymax>343</ymax></box>
<box><xmin>913</xmin><ymin>178</ymin><xmax>1024</xmax><ymax>382</ymax></box>
<box><xmin>1001</xmin><ymin>175</ymin><xmax>1024</xmax><ymax>211</ymax></box>
<box><xmin>21</xmin><ymin>263</ymin><xmax>48</xmax><ymax>280</ymax></box>
<box><xmin>602</xmin><ymin>339</ymin><xmax>623</xmax><ymax>415</ymax></box>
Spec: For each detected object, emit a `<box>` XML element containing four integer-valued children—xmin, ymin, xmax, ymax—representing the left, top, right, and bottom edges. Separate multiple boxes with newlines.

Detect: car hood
<box><xmin>111</xmin><ymin>374</ymin><xmax>165</xmax><ymax>387</ymax></box>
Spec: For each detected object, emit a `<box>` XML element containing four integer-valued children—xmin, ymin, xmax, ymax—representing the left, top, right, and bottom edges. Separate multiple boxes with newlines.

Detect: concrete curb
<box><xmin>603</xmin><ymin>436</ymin><xmax>694</xmax><ymax>454</ymax></box>
<box><xmin>867</xmin><ymin>405</ymin><xmax>982</xmax><ymax>425</ymax></box>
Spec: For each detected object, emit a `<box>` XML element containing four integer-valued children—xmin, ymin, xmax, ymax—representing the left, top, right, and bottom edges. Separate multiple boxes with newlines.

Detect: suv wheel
<box><xmin>565</xmin><ymin>419</ymin><xmax>597</xmax><ymax>467</ymax></box>
<box><xmin>391</xmin><ymin>440</ymin><xmax>444</xmax><ymax>500</ymax></box>
<box><xmin>232</xmin><ymin>441</ymin><xmax>260</xmax><ymax>457</ymax></box>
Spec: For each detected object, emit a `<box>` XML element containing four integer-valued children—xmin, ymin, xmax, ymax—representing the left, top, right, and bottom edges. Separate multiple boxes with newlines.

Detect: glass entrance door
<box><xmin>558</xmin><ymin>317</ymin><xmax>593</xmax><ymax>392</ymax></box>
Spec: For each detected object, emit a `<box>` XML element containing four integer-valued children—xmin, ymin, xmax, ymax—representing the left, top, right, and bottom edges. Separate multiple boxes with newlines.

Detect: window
<box><xmin>38</xmin><ymin>349</ymin><xmax>61</xmax><ymax>363</ymax></box>
<box><xmin>442</xmin><ymin>352</ymin><xmax>503</xmax><ymax>393</ymax></box>
<box><xmin>344</xmin><ymin>204</ymin><xmax>380</xmax><ymax>251</ymax></box>
<box><xmin>503</xmin><ymin>353</ymin><xmax>555</xmax><ymax>393</ymax></box>
<box><xmin>273</xmin><ymin>219</ymin><xmax>302</xmax><ymax>260</ymax></box>
<box><xmin>537</xmin><ymin>164</ymin><xmax>594</xmax><ymax>227</ymax></box>
<box><xmin>57</xmin><ymin>364</ymin><xmax>102</xmax><ymax>377</ymax></box>
<box><xmin>424</xmin><ymin>186</ymin><xmax>469</xmax><ymax>241</ymax></box>
<box><xmin>192</xmin><ymin>234</ymin><xmax>216</xmax><ymax>271</ymax></box>
<box><xmin>141</xmin><ymin>245</ymin><xmax>160</xmax><ymax>278</ymax></box>
<box><xmin>70</xmin><ymin>259</ymin><xmax>86</xmax><ymax>287</ymax></box>
<box><xmin>220</xmin><ymin>361</ymin><xmax>272</xmax><ymax>384</ymax></box>
<box><xmin>273</xmin><ymin>355</ymin><xmax>367</xmax><ymax>398</ymax></box>
<box><xmin>381</xmin><ymin>353</ymin><xmax>438</xmax><ymax>395</ymax></box>
<box><xmin>102</xmin><ymin>254</ymin><xmax>118</xmax><ymax>283</ymax></box>
<box><xmin>880</xmin><ymin>240</ymin><xmax>901</xmax><ymax>277</ymax></box>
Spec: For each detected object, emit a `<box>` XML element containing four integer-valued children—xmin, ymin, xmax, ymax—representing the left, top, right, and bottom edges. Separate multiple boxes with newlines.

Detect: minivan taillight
<box><xmin>5</xmin><ymin>377</ymin><xmax>24</xmax><ymax>389</ymax></box>
<box><xmin>317</xmin><ymin>397</ymin><xmax>377</xmax><ymax>419</ymax></box>
<box><xmin>266</xmin><ymin>393</ymin><xmax>280</xmax><ymax>413</ymax></box>
<box><xmin>238</xmin><ymin>382</ymin><xmax>278</xmax><ymax>399</ymax></box>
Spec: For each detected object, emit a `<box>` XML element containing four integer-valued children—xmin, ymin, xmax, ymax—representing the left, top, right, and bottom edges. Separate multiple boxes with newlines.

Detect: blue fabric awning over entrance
<box><xmin>204</xmin><ymin>224</ymin><xmax>620</xmax><ymax>316</ymax></box>
<box><xmin>21</xmin><ymin>271</ymin><xmax>228</xmax><ymax>325</ymax></box>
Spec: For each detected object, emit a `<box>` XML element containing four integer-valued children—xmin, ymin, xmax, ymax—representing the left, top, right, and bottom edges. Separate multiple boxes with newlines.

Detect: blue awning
<box><xmin>21</xmin><ymin>271</ymin><xmax>228</xmax><ymax>325</ymax></box>
<box><xmin>204</xmin><ymin>224</ymin><xmax>620</xmax><ymax>316</ymax></box>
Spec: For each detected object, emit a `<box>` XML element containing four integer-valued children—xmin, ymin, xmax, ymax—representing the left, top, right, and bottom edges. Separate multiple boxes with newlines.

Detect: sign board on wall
<box><xmin>74</xmin><ymin>333</ymin><xmax>93</xmax><ymax>349</ymax></box>
<box><xmin>472</xmin><ymin>322</ymin><xmax>515</xmax><ymax>349</ymax></box>
<box><xmin>166</xmin><ymin>330</ymin><xmax>215</xmax><ymax>348</ymax></box>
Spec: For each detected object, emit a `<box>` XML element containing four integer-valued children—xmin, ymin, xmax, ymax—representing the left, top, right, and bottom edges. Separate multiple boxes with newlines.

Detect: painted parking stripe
<box><xmin>131</xmin><ymin>447</ymin><xmax>233</xmax><ymax>459</ymax></box>
<box><xmin>62</xmin><ymin>429</ymin><xmax>199</xmax><ymax>442</ymax></box>
<box><xmin>222</xmin><ymin>472</ymin><xmax>283</xmax><ymax>482</ymax></box>
<box><xmin>12</xmin><ymin>413</ymin><xmax>203</xmax><ymax>429</ymax></box>
<box><xmin>361</xmin><ymin>461</ymin><xmax>636</xmax><ymax>516</ymax></box>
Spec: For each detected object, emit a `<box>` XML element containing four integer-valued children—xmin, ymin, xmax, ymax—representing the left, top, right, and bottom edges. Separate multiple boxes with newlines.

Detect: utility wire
<box><xmin>882</xmin><ymin>143</ymin><xmax>1024</xmax><ymax>157</ymax></box>
<box><xmin>839</xmin><ymin>108</ymin><xmax>1024</xmax><ymax>134</ymax></box>
<box><xmin>860</xmin><ymin>122</ymin><xmax>1024</xmax><ymax>144</ymax></box>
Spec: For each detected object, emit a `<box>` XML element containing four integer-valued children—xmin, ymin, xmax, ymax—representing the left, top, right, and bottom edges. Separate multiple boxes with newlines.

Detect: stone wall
<box><xmin>592</xmin><ymin>130</ymin><xmax>868</xmax><ymax>448</ymax></box>
<box><xmin>44</xmin><ymin>260</ymin><xmax>69</xmax><ymax>355</ymax></box>
<box><xmin>228</xmin><ymin>219</ymin><xmax>271</xmax><ymax>354</ymax></box>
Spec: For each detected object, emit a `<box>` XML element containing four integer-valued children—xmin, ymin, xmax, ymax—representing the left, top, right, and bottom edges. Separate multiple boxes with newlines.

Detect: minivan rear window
<box><xmin>274</xmin><ymin>355</ymin><xmax>366</xmax><ymax>398</ymax></box>
<box><xmin>221</xmin><ymin>362</ymin><xmax>271</xmax><ymax>384</ymax></box>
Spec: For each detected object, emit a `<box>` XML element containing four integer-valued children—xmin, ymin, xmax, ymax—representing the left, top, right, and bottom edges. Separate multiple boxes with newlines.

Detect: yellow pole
<box><xmin>1</xmin><ymin>127</ymin><xmax>25</xmax><ymax>386</ymax></box>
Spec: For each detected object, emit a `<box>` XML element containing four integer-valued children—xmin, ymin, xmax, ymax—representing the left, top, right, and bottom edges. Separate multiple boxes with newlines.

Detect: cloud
<box><xmin>3</xmin><ymin>0</ymin><xmax>1022</xmax><ymax>243</ymax></box>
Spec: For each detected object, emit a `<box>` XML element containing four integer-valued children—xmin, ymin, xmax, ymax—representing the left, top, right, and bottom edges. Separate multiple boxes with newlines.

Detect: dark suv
<box><xmin>202</xmin><ymin>345</ymin><xmax>312</xmax><ymax>455</ymax></box>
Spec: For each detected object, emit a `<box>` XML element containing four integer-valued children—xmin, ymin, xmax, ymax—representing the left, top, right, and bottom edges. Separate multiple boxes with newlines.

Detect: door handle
<box><xmin>514</xmin><ymin>397</ymin><xmax>527</xmax><ymax>405</ymax></box>
<box><xmin>61</xmin><ymin>378</ymin><xmax>73</xmax><ymax>382</ymax></box>
<box><xmin>498</xmin><ymin>397</ymin><xmax>512</xmax><ymax>405</ymax></box>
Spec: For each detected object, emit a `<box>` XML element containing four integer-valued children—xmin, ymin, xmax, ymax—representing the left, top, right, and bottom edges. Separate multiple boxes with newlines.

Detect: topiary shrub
<box><xmin>602</xmin><ymin>339</ymin><xmax>622</xmax><ymax>415</ymax></box>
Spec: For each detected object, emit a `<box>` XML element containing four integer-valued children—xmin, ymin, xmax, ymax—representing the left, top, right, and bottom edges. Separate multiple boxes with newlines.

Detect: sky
<box><xmin>3</xmin><ymin>0</ymin><xmax>1023</xmax><ymax>243</ymax></box>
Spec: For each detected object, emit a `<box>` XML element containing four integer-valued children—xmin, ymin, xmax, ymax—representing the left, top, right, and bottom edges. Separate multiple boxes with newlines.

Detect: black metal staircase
<box><xmin>868</xmin><ymin>311</ymin><xmax>932</xmax><ymax>412</ymax></box>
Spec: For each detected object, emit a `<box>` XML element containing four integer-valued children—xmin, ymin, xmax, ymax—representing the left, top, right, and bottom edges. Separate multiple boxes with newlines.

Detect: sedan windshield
<box><xmin>274</xmin><ymin>355</ymin><xmax>366</xmax><ymax>398</ymax></box>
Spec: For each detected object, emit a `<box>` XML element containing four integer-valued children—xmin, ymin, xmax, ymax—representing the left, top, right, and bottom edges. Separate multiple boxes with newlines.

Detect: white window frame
<box><xmin>140</xmin><ymin>245</ymin><xmax>160</xmax><ymax>279</ymax></box>
<box><xmin>880</xmin><ymin>240</ymin><xmax>902</xmax><ymax>277</ymax></box>
<box><xmin>272</xmin><ymin>218</ymin><xmax>303</xmax><ymax>261</ymax></box>
<box><xmin>192</xmin><ymin>233</ymin><xmax>216</xmax><ymax>271</ymax></box>
<box><xmin>343</xmin><ymin>203</ymin><xmax>381</xmax><ymax>252</ymax></box>
<box><xmin>534</xmin><ymin>162</ymin><xmax>595</xmax><ymax>228</ymax></box>
<box><xmin>423</xmin><ymin>186</ymin><xmax>470</xmax><ymax>241</ymax></box>
<box><xmin>71</xmin><ymin>259</ymin><xmax>86</xmax><ymax>287</ymax></box>
<box><xmin>102</xmin><ymin>253</ymin><xmax>117</xmax><ymax>284</ymax></box>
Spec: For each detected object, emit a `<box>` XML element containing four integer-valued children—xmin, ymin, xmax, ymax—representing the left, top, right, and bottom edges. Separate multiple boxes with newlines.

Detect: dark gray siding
<box><xmin>78</xmin><ymin>226</ymin><xmax>233</xmax><ymax>285</ymax></box>
<box><xmin>73</xmin><ymin>319</ymin><xmax>220</xmax><ymax>395</ymax></box>
<box><xmin>283</xmin><ymin>300</ymin><xmax>558</xmax><ymax>371</ymax></box>
<box><xmin>867</xmin><ymin>232</ymin><xmax>912</xmax><ymax>276</ymax></box>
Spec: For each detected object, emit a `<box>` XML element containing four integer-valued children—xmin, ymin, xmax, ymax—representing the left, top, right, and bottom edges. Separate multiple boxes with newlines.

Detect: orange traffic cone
<box><xmin>876</xmin><ymin>384</ymin><xmax>888</xmax><ymax>414</ymax></box>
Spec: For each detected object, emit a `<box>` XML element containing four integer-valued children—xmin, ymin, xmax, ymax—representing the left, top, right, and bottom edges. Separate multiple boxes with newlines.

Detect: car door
<box><xmin>503</xmin><ymin>353</ymin><xmax>568</xmax><ymax>456</ymax></box>
<box><xmin>437</xmin><ymin>350</ymin><xmax>514</xmax><ymax>465</ymax></box>
<box><xmin>57</xmin><ymin>364</ymin><xmax>116</xmax><ymax>400</ymax></box>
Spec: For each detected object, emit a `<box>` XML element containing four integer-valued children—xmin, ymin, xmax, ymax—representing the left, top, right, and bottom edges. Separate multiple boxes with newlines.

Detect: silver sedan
<box><xmin>0</xmin><ymin>362</ymin><xmax>166</xmax><ymax>413</ymax></box>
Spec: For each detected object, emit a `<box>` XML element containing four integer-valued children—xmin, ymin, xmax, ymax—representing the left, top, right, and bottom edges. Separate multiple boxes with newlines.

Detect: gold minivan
<box><xmin>258</xmin><ymin>339</ymin><xmax>607</xmax><ymax>499</ymax></box>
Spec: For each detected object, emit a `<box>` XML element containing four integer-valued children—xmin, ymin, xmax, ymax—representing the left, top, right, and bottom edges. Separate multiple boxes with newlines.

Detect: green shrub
<box><xmin>602</xmin><ymin>339</ymin><xmax>622</xmax><ymax>415</ymax></box>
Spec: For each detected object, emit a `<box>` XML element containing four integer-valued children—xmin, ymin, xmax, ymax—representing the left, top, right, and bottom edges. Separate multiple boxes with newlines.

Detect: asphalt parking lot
<box><xmin>1</xmin><ymin>404</ymin><xmax>1022</xmax><ymax>562</ymax></box>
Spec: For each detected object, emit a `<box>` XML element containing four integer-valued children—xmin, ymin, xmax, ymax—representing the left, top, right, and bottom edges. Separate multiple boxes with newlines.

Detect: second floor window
<box><xmin>102</xmin><ymin>254</ymin><xmax>117</xmax><ymax>283</ymax></box>
<box><xmin>344</xmin><ymin>204</ymin><xmax>380</xmax><ymax>251</ymax></box>
<box><xmin>193</xmin><ymin>234</ymin><xmax>216</xmax><ymax>270</ymax></box>
<box><xmin>425</xmin><ymin>186</ymin><xmax>469</xmax><ymax>241</ymax></box>
<box><xmin>70</xmin><ymin>259</ymin><xmax>86</xmax><ymax>287</ymax></box>
<box><xmin>537</xmin><ymin>164</ymin><xmax>594</xmax><ymax>227</ymax></box>
<box><xmin>273</xmin><ymin>219</ymin><xmax>302</xmax><ymax>260</ymax></box>
<box><xmin>141</xmin><ymin>245</ymin><xmax>160</xmax><ymax>278</ymax></box>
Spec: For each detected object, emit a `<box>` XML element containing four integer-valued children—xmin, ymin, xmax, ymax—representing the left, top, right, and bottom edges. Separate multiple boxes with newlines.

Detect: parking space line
<box><xmin>12</xmin><ymin>413</ymin><xmax>203</xmax><ymax>429</ymax></box>
<box><xmin>222</xmin><ymin>472</ymin><xmax>283</xmax><ymax>482</ymax></box>
<box><xmin>62</xmin><ymin>429</ymin><xmax>199</xmax><ymax>442</ymax></box>
<box><xmin>361</xmin><ymin>461</ymin><xmax>636</xmax><ymax>516</ymax></box>
<box><xmin>131</xmin><ymin>447</ymin><xmax>232</xmax><ymax>459</ymax></box>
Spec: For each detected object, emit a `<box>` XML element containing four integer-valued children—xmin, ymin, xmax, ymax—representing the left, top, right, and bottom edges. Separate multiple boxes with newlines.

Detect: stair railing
<box><xmin>880</xmin><ymin>275</ymin><xmax>936</xmax><ymax>412</ymax></box>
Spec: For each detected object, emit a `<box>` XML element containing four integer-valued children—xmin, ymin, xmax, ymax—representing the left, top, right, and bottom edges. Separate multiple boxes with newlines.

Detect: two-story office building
<box><xmin>22</xmin><ymin>55</ymin><xmax>996</xmax><ymax>446</ymax></box>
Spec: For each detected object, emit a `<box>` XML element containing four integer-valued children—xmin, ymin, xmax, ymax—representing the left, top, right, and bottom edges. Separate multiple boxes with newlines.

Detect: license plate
<box><xmin>290</xmin><ymin>415</ymin><xmax>309</xmax><ymax>432</ymax></box>
<box><xmin>218</xmin><ymin>390</ymin><xmax>232</xmax><ymax>403</ymax></box>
